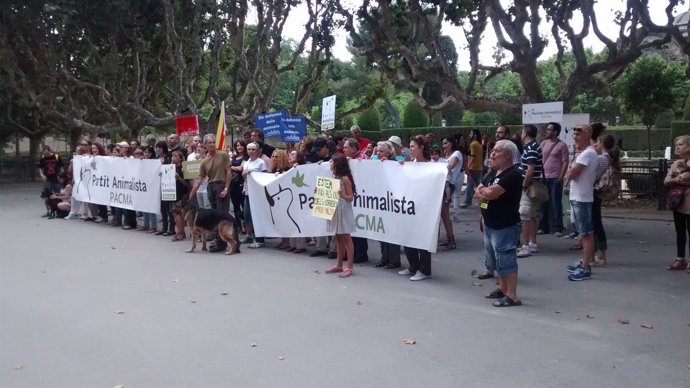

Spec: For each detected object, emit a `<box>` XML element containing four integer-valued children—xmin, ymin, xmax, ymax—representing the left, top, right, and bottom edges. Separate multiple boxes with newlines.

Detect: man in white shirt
<box><xmin>565</xmin><ymin>124</ymin><xmax>598</xmax><ymax>281</ymax></box>
<box><xmin>186</xmin><ymin>135</ymin><xmax>203</xmax><ymax>161</ymax></box>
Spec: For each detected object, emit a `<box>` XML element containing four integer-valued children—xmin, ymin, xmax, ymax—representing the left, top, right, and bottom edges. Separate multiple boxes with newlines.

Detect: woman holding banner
<box><xmin>399</xmin><ymin>135</ymin><xmax>434</xmax><ymax>281</ymax></box>
<box><xmin>372</xmin><ymin>141</ymin><xmax>402</xmax><ymax>270</ymax></box>
<box><xmin>242</xmin><ymin>141</ymin><xmax>268</xmax><ymax>248</ymax></box>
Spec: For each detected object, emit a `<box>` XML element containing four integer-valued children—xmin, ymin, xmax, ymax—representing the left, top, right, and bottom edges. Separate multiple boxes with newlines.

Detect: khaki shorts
<box><xmin>519</xmin><ymin>188</ymin><xmax>540</xmax><ymax>220</ymax></box>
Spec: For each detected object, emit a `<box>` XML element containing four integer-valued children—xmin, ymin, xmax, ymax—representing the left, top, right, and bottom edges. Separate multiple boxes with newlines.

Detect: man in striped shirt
<box><xmin>517</xmin><ymin>124</ymin><xmax>544</xmax><ymax>258</ymax></box>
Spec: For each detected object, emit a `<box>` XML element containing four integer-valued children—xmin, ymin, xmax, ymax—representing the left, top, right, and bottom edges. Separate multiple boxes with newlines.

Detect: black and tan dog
<box><xmin>184</xmin><ymin>206</ymin><xmax>240</xmax><ymax>255</ymax></box>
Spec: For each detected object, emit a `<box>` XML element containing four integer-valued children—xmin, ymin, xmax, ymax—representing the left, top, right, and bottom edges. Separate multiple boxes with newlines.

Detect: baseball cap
<box><xmin>388</xmin><ymin>135</ymin><xmax>402</xmax><ymax>148</ymax></box>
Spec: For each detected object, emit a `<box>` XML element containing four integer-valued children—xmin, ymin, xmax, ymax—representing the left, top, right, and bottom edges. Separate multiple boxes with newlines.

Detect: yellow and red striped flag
<box><xmin>215</xmin><ymin>101</ymin><xmax>226</xmax><ymax>150</ymax></box>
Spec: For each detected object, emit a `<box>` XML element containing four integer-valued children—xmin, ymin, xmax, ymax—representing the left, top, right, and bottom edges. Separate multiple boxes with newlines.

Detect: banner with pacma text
<box><xmin>72</xmin><ymin>156</ymin><xmax>162</xmax><ymax>213</ymax></box>
<box><xmin>248</xmin><ymin>160</ymin><xmax>446</xmax><ymax>252</ymax></box>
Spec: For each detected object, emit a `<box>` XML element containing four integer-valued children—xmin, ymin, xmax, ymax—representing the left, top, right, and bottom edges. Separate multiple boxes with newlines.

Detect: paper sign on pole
<box><xmin>321</xmin><ymin>95</ymin><xmax>336</xmax><ymax>131</ymax></box>
<box><xmin>522</xmin><ymin>101</ymin><xmax>564</xmax><ymax>124</ymax></box>
<box><xmin>182</xmin><ymin>160</ymin><xmax>202</xmax><ymax>180</ymax></box>
<box><xmin>312</xmin><ymin>177</ymin><xmax>340</xmax><ymax>220</ymax></box>
<box><xmin>161</xmin><ymin>164</ymin><xmax>177</xmax><ymax>201</ymax></box>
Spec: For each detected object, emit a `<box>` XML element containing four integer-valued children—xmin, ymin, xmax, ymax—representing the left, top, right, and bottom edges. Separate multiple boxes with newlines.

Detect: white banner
<box><xmin>72</xmin><ymin>156</ymin><xmax>162</xmax><ymax>213</ymax></box>
<box><xmin>247</xmin><ymin>160</ymin><xmax>447</xmax><ymax>252</ymax></box>
<box><xmin>522</xmin><ymin>101</ymin><xmax>564</xmax><ymax>124</ymax></box>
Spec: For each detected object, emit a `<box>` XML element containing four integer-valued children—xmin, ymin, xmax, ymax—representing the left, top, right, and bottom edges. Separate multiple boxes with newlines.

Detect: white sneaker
<box><xmin>528</xmin><ymin>243</ymin><xmax>538</xmax><ymax>253</ymax></box>
<box><xmin>517</xmin><ymin>247</ymin><xmax>532</xmax><ymax>258</ymax></box>
<box><xmin>63</xmin><ymin>214</ymin><xmax>75</xmax><ymax>220</ymax></box>
<box><xmin>248</xmin><ymin>242</ymin><xmax>264</xmax><ymax>249</ymax></box>
<box><xmin>398</xmin><ymin>269</ymin><xmax>414</xmax><ymax>276</ymax></box>
<box><xmin>554</xmin><ymin>232</ymin><xmax>563</xmax><ymax>237</ymax></box>
<box><xmin>410</xmin><ymin>271</ymin><xmax>431</xmax><ymax>281</ymax></box>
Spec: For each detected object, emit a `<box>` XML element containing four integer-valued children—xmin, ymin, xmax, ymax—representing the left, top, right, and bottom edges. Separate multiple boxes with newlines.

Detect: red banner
<box><xmin>176</xmin><ymin>115</ymin><xmax>199</xmax><ymax>136</ymax></box>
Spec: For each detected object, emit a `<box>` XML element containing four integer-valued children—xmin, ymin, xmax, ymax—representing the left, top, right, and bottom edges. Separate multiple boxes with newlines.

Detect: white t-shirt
<box><xmin>447</xmin><ymin>150</ymin><xmax>463</xmax><ymax>184</ymax></box>
<box><xmin>242</xmin><ymin>158</ymin><xmax>267</xmax><ymax>194</ymax></box>
<box><xmin>187</xmin><ymin>152</ymin><xmax>198</xmax><ymax>161</ymax></box>
<box><xmin>569</xmin><ymin>146</ymin><xmax>598</xmax><ymax>203</ymax></box>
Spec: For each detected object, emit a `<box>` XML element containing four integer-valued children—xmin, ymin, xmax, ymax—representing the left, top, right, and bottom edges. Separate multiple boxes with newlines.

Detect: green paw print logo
<box><xmin>291</xmin><ymin>170</ymin><xmax>308</xmax><ymax>188</ymax></box>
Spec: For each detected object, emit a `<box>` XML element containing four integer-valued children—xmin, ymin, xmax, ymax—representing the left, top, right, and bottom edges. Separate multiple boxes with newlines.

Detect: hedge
<box><xmin>671</xmin><ymin>121</ymin><xmax>690</xmax><ymax>144</ymax></box>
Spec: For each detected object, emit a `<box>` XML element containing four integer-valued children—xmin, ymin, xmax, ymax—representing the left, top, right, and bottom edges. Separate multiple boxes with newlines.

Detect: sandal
<box><xmin>485</xmin><ymin>289</ymin><xmax>505</xmax><ymax>299</ymax></box>
<box><xmin>384</xmin><ymin>262</ymin><xmax>401</xmax><ymax>270</ymax></box>
<box><xmin>325</xmin><ymin>266</ymin><xmax>343</xmax><ymax>274</ymax></box>
<box><xmin>668</xmin><ymin>259</ymin><xmax>687</xmax><ymax>271</ymax></box>
<box><xmin>374</xmin><ymin>260</ymin><xmax>388</xmax><ymax>268</ymax></box>
<box><xmin>438</xmin><ymin>240</ymin><xmax>449</xmax><ymax>247</ymax></box>
<box><xmin>445</xmin><ymin>240</ymin><xmax>456</xmax><ymax>250</ymax></box>
<box><xmin>339</xmin><ymin>268</ymin><xmax>354</xmax><ymax>278</ymax></box>
<box><xmin>493</xmin><ymin>296</ymin><xmax>522</xmax><ymax>307</ymax></box>
<box><xmin>170</xmin><ymin>235</ymin><xmax>185</xmax><ymax>242</ymax></box>
<box><xmin>569</xmin><ymin>243</ymin><xmax>583</xmax><ymax>250</ymax></box>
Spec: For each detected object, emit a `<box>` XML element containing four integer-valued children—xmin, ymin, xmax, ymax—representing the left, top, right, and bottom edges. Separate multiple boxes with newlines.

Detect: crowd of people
<box><xmin>38</xmin><ymin>123</ymin><xmax>690</xmax><ymax>306</ymax></box>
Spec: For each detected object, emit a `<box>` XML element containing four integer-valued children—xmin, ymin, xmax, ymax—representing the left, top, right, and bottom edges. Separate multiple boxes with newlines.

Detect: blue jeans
<box><xmin>484</xmin><ymin>224</ymin><xmax>520</xmax><ymax>276</ymax></box>
<box><xmin>143</xmin><ymin>212</ymin><xmax>157</xmax><ymax>230</ymax></box>
<box><xmin>464</xmin><ymin>170</ymin><xmax>481</xmax><ymax>206</ymax></box>
<box><xmin>539</xmin><ymin>178</ymin><xmax>564</xmax><ymax>233</ymax></box>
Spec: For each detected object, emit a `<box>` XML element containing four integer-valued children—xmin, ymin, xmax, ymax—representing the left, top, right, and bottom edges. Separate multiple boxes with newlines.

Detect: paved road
<box><xmin>1</xmin><ymin>183</ymin><xmax>689</xmax><ymax>388</ymax></box>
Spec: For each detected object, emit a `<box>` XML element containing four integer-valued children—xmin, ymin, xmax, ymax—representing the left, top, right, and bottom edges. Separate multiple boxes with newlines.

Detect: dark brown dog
<box><xmin>184</xmin><ymin>207</ymin><xmax>240</xmax><ymax>255</ymax></box>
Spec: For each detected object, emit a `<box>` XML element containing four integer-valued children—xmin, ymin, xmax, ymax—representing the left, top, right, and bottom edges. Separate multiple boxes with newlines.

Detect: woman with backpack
<box><xmin>592</xmin><ymin>133</ymin><xmax>620</xmax><ymax>266</ymax></box>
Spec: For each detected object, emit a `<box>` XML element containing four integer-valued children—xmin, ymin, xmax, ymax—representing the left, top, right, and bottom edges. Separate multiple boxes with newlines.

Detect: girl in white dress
<box><xmin>325</xmin><ymin>154</ymin><xmax>357</xmax><ymax>278</ymax></box>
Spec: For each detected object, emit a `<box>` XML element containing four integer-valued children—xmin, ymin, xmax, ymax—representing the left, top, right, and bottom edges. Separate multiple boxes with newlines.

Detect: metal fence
<box><xmin>0</xmin><ymin>156</ymin><xmax>35</xmax><ymax>182</ymax></box>
<box><xmin>619</xmin><ymin>158</ymin><xmax>671</xmax><ymax>210</ymax></box>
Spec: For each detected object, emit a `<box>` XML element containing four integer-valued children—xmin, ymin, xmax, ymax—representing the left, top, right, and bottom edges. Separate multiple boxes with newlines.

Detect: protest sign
<box><xmin>176</xmin><ymin>115</ymin><xmax>199</xmax><ymax>136</ymax></box>
<box><xmin>247</xmin><ymin>160</ymin><xmax>446</xmax><ymax>252</ymax></box>
<box><xmin>312</xmin><ymin>176</ymin><xmax>341</xmax><ymax>220</ymax></box>
<box><xmin>182</xmin><ymin>160</ymin><xmax>202</xmax><ymax>180</ymax></box>
<box><xmin>255</xmin><ymin>110</ymin><xmax>288</xmax><ymax>137</ymax></box>
<box><xmin>160</xmin><ymin>164</ymin><xmax>177</xmax><ymax>201</ymax></box>
<box><xmin>72</xmin><ymin>156</ymin><xmax>161</xmax><ymax>213</ymax></box>
<box><xmin>280</xmin><ymin>115</ymin><xmax>307</xmax><ymax>142</ymax></box>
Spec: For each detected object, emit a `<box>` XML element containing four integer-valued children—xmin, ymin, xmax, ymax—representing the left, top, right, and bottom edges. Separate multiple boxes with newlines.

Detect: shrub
<box><xmin>683</xmin><ymin>93</ymin><xmax>690</xmax><ymax>120</ymax></box>
<box><xmin>403</xmin><ymin>100</ymin><xmax>429</xmax><ymax>128</ymax></box>
<box><xmin>570</xmin><ymin>105</ymin><xmax>583</xmax><ymax>113</ymax></box>
<box><xmin>357</xmin><ymin>108</ymin><xmax>382</xmax><ymax>132</ymax></box>
<box><xmin>431</xmin><ymin>112</ymin><xmax>443</xmax><ymax>126</ymax></box>
<box><xmin>671</xmin><ymin>121</ymin><xmax>690</xmax><ymax>146</ymax></box>
<box><xmin>654</xmin><ymin>109</ymin><xmax>675</xmax><ymax>128</ymax></box>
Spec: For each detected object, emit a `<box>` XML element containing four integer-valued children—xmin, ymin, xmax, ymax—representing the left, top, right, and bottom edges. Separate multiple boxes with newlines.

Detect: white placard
<box><xmin>72</xmin><ymin>156</ymin><xmax>162</xmax><ymax>213</ymax></box>
<box><xmin>321</xmin><ymin>95</ymin><xmax>336</xmax><ymax>131</ymax></box>
<box><xmin>522</xmin><ymin>101</ymin><xmax>564</xmax><ymax>124</ymax></box>
<box><xmin>247</xmin><ymin>160</ymin><xmax>447</xmax><ymax>252</ymax></box>
<box><xmin>560</xmin><ymin>113</ymin><xmax>590</xmax><ymax>153</ymax></box>
<box><xmin>160</xmin><ymin>164</ymin><xmax>177</xmax><ymax>201</ymax></box>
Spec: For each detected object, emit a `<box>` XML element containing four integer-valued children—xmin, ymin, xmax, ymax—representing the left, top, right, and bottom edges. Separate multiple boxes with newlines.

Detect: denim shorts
<box><xmin>570</xmin><ymin>201</ymin><xmax>594</xmax><ymax>235</ymax></box>
<box><xmin>484</xmin><ymin>224</ymin><xmax>520</xmax><ymax>276</ymax></box>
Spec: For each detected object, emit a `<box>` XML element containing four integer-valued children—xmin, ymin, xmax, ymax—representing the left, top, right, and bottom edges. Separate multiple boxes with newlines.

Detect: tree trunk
<box><xmin>69</xmin><ymin>129</ymin><xmax>82</xmax><ymax>154</ymax></box>
<box><xmin>28</xmin><ymin>135</ymin><xmax>39</xmax><ymax>182</ymax></box>
<box><xmin>384</xmin><ymin>99</ymin><xmax>400</xmax><ymax>128</ymax></box>
<box><xmin>646</xmin><ymin>124</ymin><xmax>652</xmax><ymax>160</ymax></box>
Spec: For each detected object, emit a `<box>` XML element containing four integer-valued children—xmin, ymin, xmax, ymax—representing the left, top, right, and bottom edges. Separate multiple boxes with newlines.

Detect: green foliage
<box><xmin>684</xmin><ymin>93</ymin><xmax>690</xmax><ymax>121</ymax></box>
<box><xmin>431</xmin><ymin>112</ymin><xmax>443</xmax><ymax>126</ymax></box>
<box><xmin>474</xmin><ymin>112</ymin><xmax>495</xmax><ymax>126</ymax></box>
<box><xmin>619</xmin><ymin>54</ymin><xmax>676</xmax><ymax>128</ymax></box>
<box><xmin>654</xmin><ymin>109</ymin><xmax>675</xmax><ymax>129</ymax></box>
<box><xmin>357</xmin><ymin>108</ymin><xmax>382</xmax><ymax>132</ymax></box>
<box><xmin>671</xmin><ymin>121</ymin><xmax>690</xmax><ymax>147</ymax></box>
<box><xmin>462</xmin><ymin>111</ymin><xmax>476</xmax><ymax>126</ymax></box>
<box><xmin>570</xmin><ymin>105</ymin><xmax>583</xmax><ymax>113</ymax></box>
<box><xmin>403</xmin><ymin>100</ymin><xmax>429</xmax><ymax>128</ymax></box>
